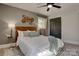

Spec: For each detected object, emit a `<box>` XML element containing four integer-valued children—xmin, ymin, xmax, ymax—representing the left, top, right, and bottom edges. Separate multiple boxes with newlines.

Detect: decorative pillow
<box><xmin>28</xmin><ymin>32</ymin><xmax>40</xmax><ymax>37</ymax></box>
<box><xmin>23</xmin><ymin>31</ymin><xmax>39</xmax><ymax>37</ymax></box>
<box><xmin>56</xmin><ymin>38</ymin><xmax>64</xmax><ymax>48</ymax></box>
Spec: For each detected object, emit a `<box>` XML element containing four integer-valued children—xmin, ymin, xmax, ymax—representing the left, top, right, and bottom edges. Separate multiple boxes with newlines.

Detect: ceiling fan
<box><xmin>38</xmin><ymin>3</ymin><xmax>61</xmax><ymax>12</ymax></box>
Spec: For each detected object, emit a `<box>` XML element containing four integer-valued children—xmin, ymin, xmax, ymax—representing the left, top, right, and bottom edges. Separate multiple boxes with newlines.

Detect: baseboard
<box><xmin>0</xmin><ymin>43</ymin><xmax>16</xmax><ymax>49</ymax></box>
<box><xmin>64</xmin><ymin>40</ymin><xmax>79</xmax><ymax>45</ymax></box>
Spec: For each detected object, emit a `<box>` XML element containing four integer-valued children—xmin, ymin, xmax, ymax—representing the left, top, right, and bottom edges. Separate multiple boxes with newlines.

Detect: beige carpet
<box><xmin>0</xmin><ymin>46</ymin><xmax>24</xmax><ymax>56</ymax></box>
<box><xmin>58</xmin><ymin>43</ymin><xmax>79</xmax><ymax>56</ymax></box>
<box><xmin>0</xmin><ymin>43</ymin><xmax>79</xmax><ymax>56</ymax></box>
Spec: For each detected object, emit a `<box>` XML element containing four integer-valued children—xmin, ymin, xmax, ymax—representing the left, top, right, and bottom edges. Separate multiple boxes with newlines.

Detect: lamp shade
<box><xmin>8</xmin><ymin>24</ymin><xmax>15</xmax><ymax>28</ymax></box>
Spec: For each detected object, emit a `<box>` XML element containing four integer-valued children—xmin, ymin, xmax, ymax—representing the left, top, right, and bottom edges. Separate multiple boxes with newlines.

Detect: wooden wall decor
<box><xmin>21</xmin><ymin>15</ymin><xmax>34</xmax><ymax>24</ymax></box>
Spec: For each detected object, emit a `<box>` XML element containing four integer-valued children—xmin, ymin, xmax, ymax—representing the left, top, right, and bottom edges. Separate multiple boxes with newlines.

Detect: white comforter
<box><xmin>17</xmin><ymin>35</ymin><xmax>50</xmax><ymax>56</ymax></box>
<box><xmin>17</xmin><ymin>35</ymin><xmax>64</xmax><ymax>56</ymax></box>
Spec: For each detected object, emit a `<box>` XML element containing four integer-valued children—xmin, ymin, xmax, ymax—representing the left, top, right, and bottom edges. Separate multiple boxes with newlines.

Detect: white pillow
<box><xmin>18</xmin><ymin>31</ymin><xmax>24</xmax><ymax>37</ymax></box>
<box><xmin>23</xmin><ymin>31</ymin><xmax>30</xmax><ymax>36</ymax></box>
<box><xmin>18</xmin><ymin>31</ymin><xmax>30</xmax><ymax>37</ymax></box>
<box><xmin>23</xmin><ymin>31</ymin><xmax>39</xmax><ymax>37</ymax></box>
<box><xmin>56</xmin><ymin>38</ymin><xmax>64</xmax><ymax>48</ymax></box>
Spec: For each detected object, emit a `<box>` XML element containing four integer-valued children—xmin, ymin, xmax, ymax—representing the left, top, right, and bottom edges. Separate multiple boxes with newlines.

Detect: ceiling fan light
<box><xmin>48</xmin><ymin>5</ymin><xmax>52</xmax><ymax>8</ymax></box>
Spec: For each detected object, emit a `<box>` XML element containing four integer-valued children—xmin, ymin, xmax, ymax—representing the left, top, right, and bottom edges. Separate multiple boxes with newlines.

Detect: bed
<box><xmin>15</xmin><ymin>26</ymin><xmax>64</xmax><ymax>56</ymax></box>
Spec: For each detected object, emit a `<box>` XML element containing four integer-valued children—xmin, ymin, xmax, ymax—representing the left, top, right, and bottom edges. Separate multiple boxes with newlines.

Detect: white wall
<box><xmin>0</xmin><ymin>4</ymin><xmax>38</xmax><ymax>45</ymax></box>
<box><xmin>49</xmin><ymin>10</ymin><xmax>79</xmax><ymax>45</ymax></box>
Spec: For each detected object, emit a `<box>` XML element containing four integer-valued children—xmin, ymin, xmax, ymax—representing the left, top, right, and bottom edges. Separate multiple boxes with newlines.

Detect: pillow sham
<box><xmin>18</xmin><ymin>31</ymin><xmax>24</xmax><ymax>37</ymax></box>
<box><xmin>28</xmin><ymin>32</ymin><xmax>40</xmax><ymax>37</ymax></box>
<box><xmin>23</xmin><ymin>31</ymin><xmax>30</xmax><ymax>36</ymax></box>
<box><xmin>23</xmin><ymin>31</ymin><xmax>40</xmax><ymax>37</ymax></box>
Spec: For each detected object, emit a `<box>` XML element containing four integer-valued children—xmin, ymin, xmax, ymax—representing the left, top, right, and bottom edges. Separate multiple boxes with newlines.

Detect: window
<box><xmin>38</xmin><ymin>17</ymin><xmax>47</xmax><ymax>29</ymax></box>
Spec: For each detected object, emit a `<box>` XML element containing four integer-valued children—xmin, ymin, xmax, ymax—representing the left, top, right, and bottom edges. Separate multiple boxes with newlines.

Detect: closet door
<box><xmin>50</xmin><ymin>17</ymin><xmax>61</xmax><ymax>39</ymax></box>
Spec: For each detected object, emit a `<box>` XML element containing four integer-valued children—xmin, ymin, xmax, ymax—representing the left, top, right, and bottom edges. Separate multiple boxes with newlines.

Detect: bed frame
<box><xmin>15</xmin><ymin>26</ymin><xmax>37</xmax><ymax>41</ymax></box>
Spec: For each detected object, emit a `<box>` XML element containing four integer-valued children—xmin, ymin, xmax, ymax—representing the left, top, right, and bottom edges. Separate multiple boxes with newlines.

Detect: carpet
<box><xmin>0</xmin><ymin>43</ymin><xmax>79</xmax><ymax>56</ymax></box>
<box><xmin>58</xmin><ymin>43</ymin><xmax>79</xmax><ymax>56</ymax></box>
<box><xmin>0</xmin><ymin>46</ymin><xmax>24</xmax><ymax>56</ymax></box>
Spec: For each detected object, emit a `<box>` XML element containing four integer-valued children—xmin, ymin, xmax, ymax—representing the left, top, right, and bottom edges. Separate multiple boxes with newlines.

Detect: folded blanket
<box><xmin>48</xmin><ymin>36</ymin><xmax>64</xmax><ymax>55</ymax></box>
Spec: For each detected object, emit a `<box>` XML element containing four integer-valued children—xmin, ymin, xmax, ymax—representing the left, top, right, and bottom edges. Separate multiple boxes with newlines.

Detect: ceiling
<box><xmin>3</xmin><ymin>3</ymin><xmax>79</xmax><ymax>16</ymax></box>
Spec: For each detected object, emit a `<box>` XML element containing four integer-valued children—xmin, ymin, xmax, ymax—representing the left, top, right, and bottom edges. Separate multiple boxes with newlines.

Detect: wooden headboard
<box><xmin>15</xmin><ymin>26</ymin><xmax>37</xmax><ymax>41</ymax></box>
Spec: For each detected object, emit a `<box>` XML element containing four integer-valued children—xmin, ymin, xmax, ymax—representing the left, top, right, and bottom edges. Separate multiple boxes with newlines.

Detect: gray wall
<box><xmin>0</xmin><ymin>4</ymin><xmax>39</xmax><ymax>45</ymax></box>
<box><xmin>49</xmin><ymin>10</ymin><xmax>79</xmax><ymax>45</ymax></box>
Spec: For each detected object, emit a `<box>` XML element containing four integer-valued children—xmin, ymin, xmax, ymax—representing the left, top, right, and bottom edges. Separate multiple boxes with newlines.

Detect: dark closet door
<box><xmin>50</xmin><ymin>17</ymin><xmax>61</xmax><ymax>39</ymax></box>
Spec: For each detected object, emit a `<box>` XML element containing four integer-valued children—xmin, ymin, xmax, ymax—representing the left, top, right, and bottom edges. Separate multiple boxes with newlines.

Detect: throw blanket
<box><xmin>48</xmin><ymin>36</ymin><xmax>64</xmax><ymax>55</ymax></box>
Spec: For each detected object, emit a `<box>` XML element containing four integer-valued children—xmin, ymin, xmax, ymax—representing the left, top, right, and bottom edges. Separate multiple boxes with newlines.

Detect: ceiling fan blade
<box><xmin>53</xmin><ymin>5</ymin><xmax>61</xmax><ymax>8</ymax></box>
<box><xmin>38</xmin><ymin>5</ymin><xmax>47</xmax><ymax>8</ymax></box>
<box><xmin>47</xmin><ymin>3</ymin><xmax>54</xmax><ymax>5</ymax></box>
<box><xmin>47</xmin><ymin>8</ymin><xmax>50</xmax><ymax>11</ymax></box>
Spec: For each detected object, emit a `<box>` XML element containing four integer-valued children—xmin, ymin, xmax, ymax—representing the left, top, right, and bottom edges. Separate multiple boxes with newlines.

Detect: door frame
<box><xmin>48</xmin><ymin>17</ymin><xmax>62</xmax><ymax>39</ymax></box>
